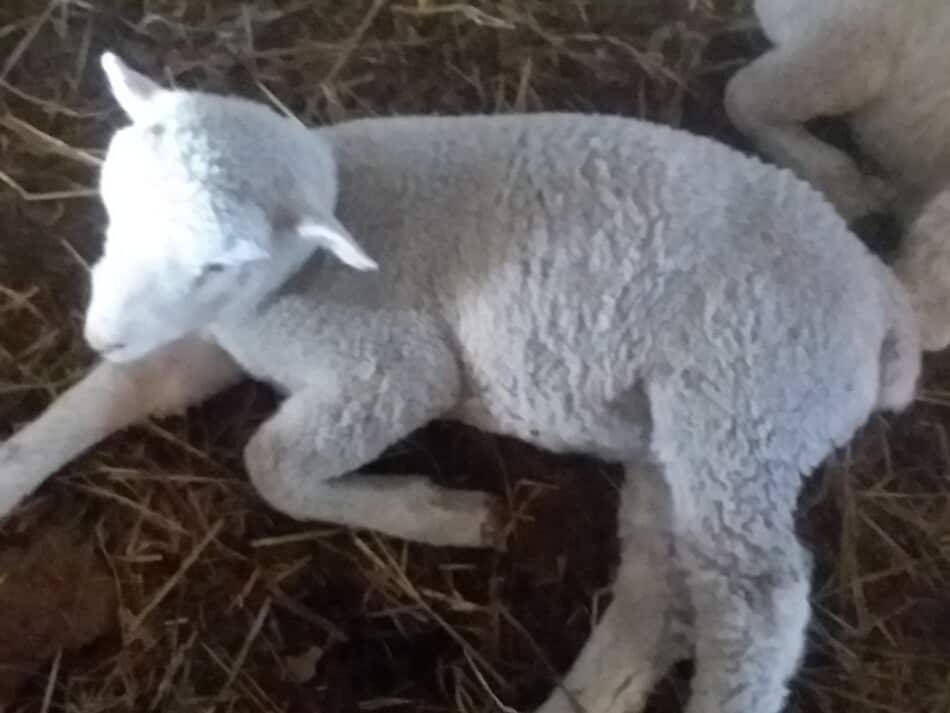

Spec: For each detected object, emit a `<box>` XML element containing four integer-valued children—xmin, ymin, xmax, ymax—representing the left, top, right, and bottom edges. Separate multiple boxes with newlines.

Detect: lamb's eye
<box><xmin>194</xmin><ymin>262</ymin><xmax>227</xmax><ymax>284</ymax></box>
<box><xmin>202</xmin><ymin>262</ymin><xmax>227</xmax><ymax>276</ymax></box>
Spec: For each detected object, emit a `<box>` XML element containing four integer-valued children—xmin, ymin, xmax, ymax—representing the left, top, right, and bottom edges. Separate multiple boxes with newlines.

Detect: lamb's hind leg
<box><xmin>650</xmin><ymin>398</ymin><xmax>812</xmax><ymax>713</ymax></box>
<box><xmin>675</xmin><ymin>507</ymin><xmax>810</xmax><ymax>713</ymax></box>
<box><xmin>725</xmin><ymin>30</ymin><xmax>894</xmax><ymax>220</ymax></box>
<box><xmin>534</xmin><ymin>464</ymin><xmax>693</xmax><ymax>713</ymax></box>
<box><xmin>243</xmin><ymin>353</ymin><xmax>503</xmax><ymax>549</ymax></box>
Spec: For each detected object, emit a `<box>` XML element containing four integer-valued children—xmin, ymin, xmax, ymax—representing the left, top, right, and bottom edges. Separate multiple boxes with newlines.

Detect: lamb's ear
<box><xmin>101</xmin><ymin>51</ymin><xmax>165</xmax><ymax>122</ymax></box>
<box><xmin>297</xmin><ymin>216</ymin><xmax>379</xmax><ymax>271</ymax></box>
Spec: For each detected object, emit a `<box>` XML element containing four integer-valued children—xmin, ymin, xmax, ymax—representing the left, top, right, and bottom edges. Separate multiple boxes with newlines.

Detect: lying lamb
<box><xmin>0</xmin><ymin>52</ymin><xmax>920</xmax><ymax>713</ymax></box>
<box><xmin>725</xmin><ymin>0</ymin><xmax>950</xmax><ymax>350</ymax></box>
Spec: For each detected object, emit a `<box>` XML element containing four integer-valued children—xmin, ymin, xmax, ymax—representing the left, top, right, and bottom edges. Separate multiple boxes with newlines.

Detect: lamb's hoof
<box><xmin>0</xmin><ymin>443</ymin><xmax>30</xmax><ymax>520</ymax></box>
<box><xmin>480</xmin><ymin>496</ymin><xmax>508</xmax><ymax>552</ymax></box>
<box><xmin>418</xmin><ymin>487</ymin><xmax>508</xmax><ymax>550</ymax></box>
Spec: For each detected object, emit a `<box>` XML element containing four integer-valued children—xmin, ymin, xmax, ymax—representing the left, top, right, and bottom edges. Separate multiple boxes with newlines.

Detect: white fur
<box><xmin>726</xmin><ymin>0</ymin><xmax>950</xmax><ymax>350</ymax></box>
<box><xmin>0</xmin><ymin>53</ymin><xmax>921</xmax><ymax>713</ymax></box>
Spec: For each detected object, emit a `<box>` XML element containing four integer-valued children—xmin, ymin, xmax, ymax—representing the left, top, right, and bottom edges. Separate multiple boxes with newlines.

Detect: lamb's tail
<box><xmin>875</xmin><ymin>262</ymin><xmax>921</xmax><ymax>412</ymax></box>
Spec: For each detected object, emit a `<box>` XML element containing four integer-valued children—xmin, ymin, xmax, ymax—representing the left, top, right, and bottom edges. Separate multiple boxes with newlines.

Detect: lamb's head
<box><xmin>85</xmin><ymin>52</ymin><xmax>377</xmax><ymax>363</ymax></box>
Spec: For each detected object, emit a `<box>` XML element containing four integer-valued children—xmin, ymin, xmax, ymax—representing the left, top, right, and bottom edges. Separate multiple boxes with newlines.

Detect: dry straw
<box><xmin>0</xmin><ymin>1</ymin><xmax>947</xmax><ymax>712</ymax></box>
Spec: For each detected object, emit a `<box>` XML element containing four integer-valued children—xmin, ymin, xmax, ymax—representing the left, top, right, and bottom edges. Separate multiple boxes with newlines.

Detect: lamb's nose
<box><xmin>91</xmin><ymin>339</ymin><xmax>126</xmax><ymax>355</ymax></box>
<box><xmin>100</xmin><ymin>342</ymin><xmax>126</xmax><ymax>355</ymax></box>
<box><xmin>84</xmin><ymin>327</ymin><xmax>125</xmax><ymax>355</ymax></box>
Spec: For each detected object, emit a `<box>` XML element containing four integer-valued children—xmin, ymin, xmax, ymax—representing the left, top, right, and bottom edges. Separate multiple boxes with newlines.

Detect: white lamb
<box><xmin>0</xmin><ymin>53</ymin><xmax>920</xmax><ymax>713</ymax></box>
<box><xmin>725</xmin><ymin>0</ymin><xmax>950</xmax><ymax>350</ymax></box>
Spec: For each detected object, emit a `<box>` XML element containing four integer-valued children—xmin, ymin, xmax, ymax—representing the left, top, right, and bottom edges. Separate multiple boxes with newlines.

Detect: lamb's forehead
<box><xmin>101</xmin><ymin>98</ymin><xmax>255</xmax><ymax>215</ymax></box>
<box><xmin>104</xmin><ymin>101</ymin><xmax>239</xmax><ymax>184</ymax></box>
<box><xmin>100</xmin><ymin>135</ymin><xmax>263</xmax><ymax>264</ymax></box>
<box><xmin>100</xmin><ymin>89</ymin><xmax>299</xmax><ymax>214</ymax></box>
<box><xmin>97</xmin><ymin>89</ymin><xmax>316</xmax><ymax>261</ymax></box>
<box><xmin>103</xmin><ymin>130</ymin><xmax>223</xmax><ymax>218</ymax></box>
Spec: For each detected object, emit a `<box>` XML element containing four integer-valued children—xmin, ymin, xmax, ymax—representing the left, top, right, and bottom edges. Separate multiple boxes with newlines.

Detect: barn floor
<box><xmin>0</xmin><ymin>2</ymin><xmax>948</xmax><ymax>712</ymax></box>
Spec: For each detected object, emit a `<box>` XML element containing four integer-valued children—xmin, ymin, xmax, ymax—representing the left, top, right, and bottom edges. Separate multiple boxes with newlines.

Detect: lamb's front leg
<box><xmin>725</xmin><ymin>38</ymin><xmax>894</xmax><ymax>220</ymax></box>
<box><xmin>243</xmin><ymin>357</ymin><xmax>504</xmax><ymax>548</ymax></box>
<box><xmin>0</xmin><ymin>335</ymin><xmax>243</xmax><ymax>516</ymax></box>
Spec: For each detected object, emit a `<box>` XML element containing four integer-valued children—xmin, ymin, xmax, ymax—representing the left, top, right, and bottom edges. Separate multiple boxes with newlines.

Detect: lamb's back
<box><xmin>319</xmin><ymin>114</ymin><xmax>891</xmax><ymax>456</ymax></box>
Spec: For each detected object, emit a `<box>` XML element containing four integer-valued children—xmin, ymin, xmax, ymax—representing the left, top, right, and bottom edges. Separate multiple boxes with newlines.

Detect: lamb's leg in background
<box><xmin>0</xmin><ymin>335</ymin><xmax>243</xmax><ymax>516</ymax></box>
<box><xmin>534</xmin><ymin>464</ymin><xmax>693</xmax><ymax>713</ymax></box>
<box><xmin>725</xmin><ymin>35</ymin><xmax>893</xmax><ymax>220</ymax></box>
<box><xmin>893</xmin><ymin>185</ymin><xmax>950</xmax><ymax>352</ymax></box>
<box><xmin>243</xmin><ymin>356</ymin><xmax>504</xmax><ymax>548</ymax></box>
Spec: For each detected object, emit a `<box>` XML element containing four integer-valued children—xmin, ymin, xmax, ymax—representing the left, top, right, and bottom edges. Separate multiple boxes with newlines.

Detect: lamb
<box><xmin>0</xmin><ymin>52</ymin><xmax>920</xmax><ymax>713</ymax></box>
<box><xmin>725</xmin><ymin>0</ymin><xmax>950</xmax><ymax>350</ymax></box>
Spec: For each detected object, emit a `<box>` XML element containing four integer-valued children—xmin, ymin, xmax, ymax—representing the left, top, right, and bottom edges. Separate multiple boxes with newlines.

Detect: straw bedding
<box><xmin>0</xmin><ymin>2</ymin><xmax>948</xmax><ymax>712</ymax></box>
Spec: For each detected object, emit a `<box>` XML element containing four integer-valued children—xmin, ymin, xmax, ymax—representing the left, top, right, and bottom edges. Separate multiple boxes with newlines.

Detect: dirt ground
<box><xmin>0</xmin><ymin>1</ymin><xmax>948</xmax><ymax>712</ymax></box>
